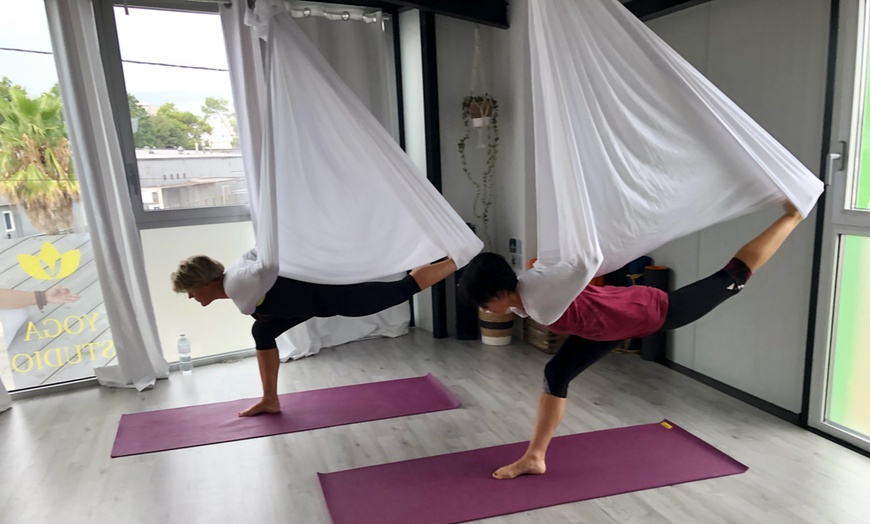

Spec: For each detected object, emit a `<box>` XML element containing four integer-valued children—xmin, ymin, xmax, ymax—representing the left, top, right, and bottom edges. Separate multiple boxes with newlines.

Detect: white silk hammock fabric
<box><xmin>223</xmin><ymin>0</ymin><xmax>482</xmax><ymax>287</ymax></box>
<box><xmin>527</xmin><ymin>0</ymin><xmax>825</xmax><ymax>324</ymax></box>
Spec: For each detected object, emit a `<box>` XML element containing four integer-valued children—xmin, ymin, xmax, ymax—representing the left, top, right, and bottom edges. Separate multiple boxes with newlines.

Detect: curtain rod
<box><xmin>176</xmin><ymin>0</ymin><xmax>387</xmax><ymax>23</ymax></box>
<box><xmin>120</xmin><ymin>0</ymin><xmax>388</xmax><ymax>23</ymax></box>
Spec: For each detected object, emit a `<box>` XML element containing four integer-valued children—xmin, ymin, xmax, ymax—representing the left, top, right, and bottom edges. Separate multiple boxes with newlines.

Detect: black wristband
<box><xmin>35</xmin><ymin>291</ymin><xmax>47</xmax><ymax>311</ymax></box>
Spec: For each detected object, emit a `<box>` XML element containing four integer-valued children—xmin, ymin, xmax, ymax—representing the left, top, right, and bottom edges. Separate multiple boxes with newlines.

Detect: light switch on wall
<box><xmin>509</xmin><ymin>238</ymin><xmax>523</xmax><ymax>269</ymax></box>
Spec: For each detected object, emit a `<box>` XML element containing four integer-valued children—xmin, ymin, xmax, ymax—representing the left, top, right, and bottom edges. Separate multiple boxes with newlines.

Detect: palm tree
<box><xmin>0</xmin><ymin>87</ymin><xmax>80</xmax><ymax>235</ymax></box>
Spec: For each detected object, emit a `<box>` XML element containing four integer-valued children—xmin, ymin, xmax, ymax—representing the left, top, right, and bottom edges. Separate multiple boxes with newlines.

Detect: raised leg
<box><xmin>663</xmin><ymin>201</ymin><xmax>804</xmax><ymax>331</ymax></box>
<box><xmin>311</xmin><ymin>258</ymin><xmax>457</xmax><ymax>319</ymax></box>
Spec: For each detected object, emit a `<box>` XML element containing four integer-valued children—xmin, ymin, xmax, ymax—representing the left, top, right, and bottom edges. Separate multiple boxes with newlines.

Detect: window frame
<box><xmin>2</xmin><ymin>210</ymin><xmax>15</xmax><ymax>233</ymax></box>
<box><xmin>93</xmin><ymin>0</ymin><xmax>251</xmax><ymax>230</ymax></box>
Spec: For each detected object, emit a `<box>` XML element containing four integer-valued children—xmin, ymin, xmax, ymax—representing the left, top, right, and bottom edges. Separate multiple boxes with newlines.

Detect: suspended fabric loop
<box><xmin>221</xmin><ymin>3</ymin><xmax>413</xmax><ymax>360</ymax></box>
<box><xmin>527</xmin><ymin>0</ymin><xmax>824</xmax><ymax>325</ymax></box>
<box><xmin>227</xmin><ymin>0</ymin><xmax>481</xmax><ymax>285</ymax></box>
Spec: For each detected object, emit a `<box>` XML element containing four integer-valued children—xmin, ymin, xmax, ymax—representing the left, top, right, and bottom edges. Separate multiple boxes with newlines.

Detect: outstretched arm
<box><xmin>409</xmin><ymin>258</ymin><xmax>457</xmax><ymax>290</ymax></box>
<box><xmin>733</xmin><ymin>202</ymin><xmax>803</xmax><ymax>273</ymax></box>
<box><xmin>0</xmin><ymin>287</ymin><xmax>80</xmax><ymax>310</ymax></box>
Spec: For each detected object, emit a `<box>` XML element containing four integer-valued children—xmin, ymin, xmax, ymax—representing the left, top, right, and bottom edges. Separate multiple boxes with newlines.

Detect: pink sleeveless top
<box><xmin>546</xmin><ymin>285</ymin><xmax>669</xmax><ymax>341</ymax></box>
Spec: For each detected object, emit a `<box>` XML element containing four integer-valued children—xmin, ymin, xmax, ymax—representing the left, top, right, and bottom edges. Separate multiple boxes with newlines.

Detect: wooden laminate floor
<box><xmin>1</xmin><ymin>329</ymin><xmax>868</xmax><ymax>524</ymax></box>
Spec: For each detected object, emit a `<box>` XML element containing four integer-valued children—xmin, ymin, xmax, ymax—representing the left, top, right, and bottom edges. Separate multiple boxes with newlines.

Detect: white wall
<box><xmin>435</xmin><ymin>2</ymin><xmax>536</xmax><ymax>336</ymax></box>
<box><xmin>645</xmin><ymin>0</ymin><xmax>829</xmax><ymax>412</ymax></box>
<box><xmin>297</xmin><ymin>15</ymin><xmax>399</xmax><ymax>137</ymax></box>
<box><xmin>436</xmin><ymin>16</ymin><xmax>490</xmax><ymax>233</ymax></box>
<box><xmin>490</xmin><ymin>0</ymin><xmax>537</xmax><ymax>270</ymax></box>
<box><xmin>435</xmin><ymin>16</ymin><xmax>486</xmax><ymax>335</ymax></box>
<box><xmin>436</xmin><ymin>12</ymin><xmax>535</xmax><ymax>263</ymax></box>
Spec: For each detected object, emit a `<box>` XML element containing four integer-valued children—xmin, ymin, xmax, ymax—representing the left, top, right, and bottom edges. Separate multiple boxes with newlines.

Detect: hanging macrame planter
<box><xmin>469</xmin><ymin>97</ymin><xmax>494</xmax><ymax>128</ymax></box>
<box><xmin>458</xmin><ymin>27</ymin><xmax>508</xmax><ymax>346</ymax></box>
<box><xmin>462</xmin><ymin>26</ymin><xmax>498</xmax><ymax>144</ymax></box>
<box><xmin>461</xmin><ymin>94</ymin><xmax>498</xmax><ymax>150</ymax></box>
<box><xmin>459</xmin><ymin>26</ymin><xmax>500</xmax><ymax>253</ymax></box>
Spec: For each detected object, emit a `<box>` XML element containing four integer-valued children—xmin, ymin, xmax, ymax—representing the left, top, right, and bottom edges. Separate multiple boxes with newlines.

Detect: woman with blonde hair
<box><xmin>172</xmin><ymin>250</ymin><xmax>456</xmax><ymax>416</ymax></box>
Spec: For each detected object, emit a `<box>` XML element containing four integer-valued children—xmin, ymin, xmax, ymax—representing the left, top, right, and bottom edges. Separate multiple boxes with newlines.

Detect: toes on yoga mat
<box><xmin>319</xmin><ymin>421</ymin><xmax>747</xmax><ymax>524</ymax></box>
<box><xmin>111</xmin><ymin>373</ymin><xmax>460</xmax><ymax>457</ymax></box>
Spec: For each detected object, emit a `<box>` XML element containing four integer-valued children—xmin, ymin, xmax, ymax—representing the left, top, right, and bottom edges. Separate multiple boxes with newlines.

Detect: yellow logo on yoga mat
<box><xmin>17</xmin><ymin>242</ymin><xmax>80</xmax><ymax>281</ymax></box>
<box><xmin>660</xmin><ymin>421</ymin><xmax>673</xmax><ymax>429</ymax></box>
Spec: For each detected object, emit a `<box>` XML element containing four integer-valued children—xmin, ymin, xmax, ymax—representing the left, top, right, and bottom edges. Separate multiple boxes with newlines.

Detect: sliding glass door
<box><xmin>809</xmin><ymin>0</ymin><xmax>870</xmax><ymax>451</ymax></box>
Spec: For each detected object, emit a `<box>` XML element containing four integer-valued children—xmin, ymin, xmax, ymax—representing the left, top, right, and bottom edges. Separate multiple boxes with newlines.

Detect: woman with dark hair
<box><xmin>457</xmin><ymin>202</ymin><xmax>803</xmax><ymax>479</ymax></box>
<box><xmin>172</xmin><ymin>251</ymin><xmax>456</xmax><ymax>416</ymax></box>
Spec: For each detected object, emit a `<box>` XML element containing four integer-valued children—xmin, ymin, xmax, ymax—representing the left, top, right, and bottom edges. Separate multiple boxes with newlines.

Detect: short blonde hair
<box><xmin>171</xmin><ymin>255</ymin><xmax>225</xmax><ymax>293</ymax></box>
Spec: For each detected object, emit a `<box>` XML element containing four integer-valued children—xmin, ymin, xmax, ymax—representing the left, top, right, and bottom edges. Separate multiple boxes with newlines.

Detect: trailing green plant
<box><xmin>458</xmin><ymin>93</ymin><xmax>499</xmax><ymax>249</ymax></box>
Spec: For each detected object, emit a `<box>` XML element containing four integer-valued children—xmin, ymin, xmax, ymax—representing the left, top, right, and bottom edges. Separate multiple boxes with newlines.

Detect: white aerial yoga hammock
<box><xmin>223</xmin><ymin>0</ymin><xmax>481</xmax><ymax>288</ymax></box>
<box><xmin>527</xmin><ymin>0</ymin><xmax>825</xmax><ymax>324</ymax></box>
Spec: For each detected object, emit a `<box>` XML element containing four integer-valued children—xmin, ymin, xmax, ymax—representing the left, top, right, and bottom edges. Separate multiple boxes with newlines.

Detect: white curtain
<box><xmin>296</xmin><ymin>16</ymin><xmax>399</xmax><ymax>139</ymax></box>
<box><xmin>221</xmin><ymin>1</ymin><xmax>481</xmax><ymax>359</ymax></box>
<box><xmin>44</xmin><ymin>0</ymin><xmax>169</xmax><ymax>390</ymax></box>
<box><xmin>527</xmin><ymin>0</ymin><xmax>824</xmax><ymax>324</ymax></box>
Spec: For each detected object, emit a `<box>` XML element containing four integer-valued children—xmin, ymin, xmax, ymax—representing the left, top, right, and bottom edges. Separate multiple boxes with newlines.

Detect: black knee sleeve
<box><xmin>541</xmin><ymin>337</ymin><xmax>618</xmax><ymax>399</ymax></box>
<box><xmin>251</xmin><ymin>316</ymin><xmax>308</xmax><ymax>350</ymax></box>
<box><xmin>543</xmin><ymin>358</ymin><xmax>570</xmax><ymax>398</ymax></box>
<box><xmin>722</xmin><ymin>257</ymin><xmax>752</xmax><ymax>290</ymax></box>
<box><xmin>662</xmin><ymin>259</ymin><xmax>751</xmax><ymax>331</ymax></box>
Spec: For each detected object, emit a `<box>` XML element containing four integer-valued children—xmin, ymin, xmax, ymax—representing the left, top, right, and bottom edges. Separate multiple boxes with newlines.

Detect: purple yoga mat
<box><xmin>111</xmin><ymin>373</ymin><xmax>459</xmax><ymax>457</ymax></box>
<box><xmin>319</xmin><ymin>420</ymin><xmax>747</xmax><ymax>524</ymax></box>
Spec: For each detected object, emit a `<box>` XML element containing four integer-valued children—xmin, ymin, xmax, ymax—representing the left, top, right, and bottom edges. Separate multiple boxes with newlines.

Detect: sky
<box><xmin>0</xmin><ymin>1</ymin><xmax>234</xmax><ymax>115</ymax></box>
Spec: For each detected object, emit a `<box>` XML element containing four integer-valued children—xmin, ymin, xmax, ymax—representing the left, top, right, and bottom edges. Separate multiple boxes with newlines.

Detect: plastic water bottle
<box><xmin>177</xmin><ymin>334</ymin><xmax>193</xmax><ymax>375</ymax></box>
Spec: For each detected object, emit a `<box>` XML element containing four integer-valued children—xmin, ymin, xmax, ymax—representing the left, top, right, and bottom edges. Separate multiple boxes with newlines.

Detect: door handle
<box><xmin>825</xmin><ymin>141</ymin><xmax>848</xmax><ymax>186</ymax></box>
<box><xmin>825</xmin><ymin>152</ymin><xmax>842</xmax><ymax>186</ymax></box>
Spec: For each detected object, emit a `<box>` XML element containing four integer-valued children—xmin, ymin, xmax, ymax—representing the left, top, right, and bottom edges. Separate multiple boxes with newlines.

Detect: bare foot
<box><xmin>238</xmin><ymin>398</ymin><xmax>281</xmax><ymax>417</ymax></box>
<box><xmin>492</xmin><ymin>455</ymin><xmax>547</xmax><ymax>480</ymax></box>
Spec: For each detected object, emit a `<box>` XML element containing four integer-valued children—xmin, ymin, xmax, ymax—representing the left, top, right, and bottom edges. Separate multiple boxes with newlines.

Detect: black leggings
<box><xmin>251</xmin><ymin>274</ymin><xmax>421</xmax><ymax>349</ymax></box>
<box><xmin>543</xmin><ymin>259</ymin><xmax>751</xmax><ymax>398</ymax></box>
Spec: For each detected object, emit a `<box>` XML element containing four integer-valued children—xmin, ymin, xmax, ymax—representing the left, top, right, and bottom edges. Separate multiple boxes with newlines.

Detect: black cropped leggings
<box><xmin>251</xmin><ymin>274</ymin><xmax>421</xmax><ymax>350</ymax></box>
<box><xmin>543</xmin><ymin>259</ymin><xmax>751</xmax><ymax>398</ymax></box>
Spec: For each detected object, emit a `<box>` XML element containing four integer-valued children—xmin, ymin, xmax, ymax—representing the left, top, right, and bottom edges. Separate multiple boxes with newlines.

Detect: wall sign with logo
<box><xmin>0</xmin><ymin>234</ymin><xmax>114</xmax><ymax>390</ymax></box>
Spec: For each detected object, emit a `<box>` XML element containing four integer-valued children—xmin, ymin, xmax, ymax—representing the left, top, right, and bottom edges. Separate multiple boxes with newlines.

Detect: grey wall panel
<box><xmin>651</xmin><ymin>0</ymin><xmax>829</xmax><ymax>412</ymax></box>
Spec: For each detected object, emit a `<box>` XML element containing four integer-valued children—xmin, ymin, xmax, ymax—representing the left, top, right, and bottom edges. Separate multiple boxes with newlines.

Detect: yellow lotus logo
<box><xmin>18</xmin><ymin>242</ymin><xmax>80</xmax><ymax>281</ymax></box>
